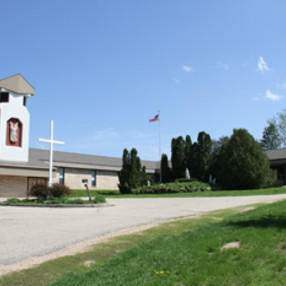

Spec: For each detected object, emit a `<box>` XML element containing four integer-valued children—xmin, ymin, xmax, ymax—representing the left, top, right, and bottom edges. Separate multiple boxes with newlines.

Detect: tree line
<box><xmin>261</xmin><ymin>108</ymin><xmax>286</xmax><ymax>150</ymax></box>
<box><xmin>118</xmin><ymin>110</ymin><xmax>283</xmax><ymax>193</ymax></box>
<box><xmin>161</xmin><ymin>128</ymin><xmax>276</xmax><ymax>190</ymax></box>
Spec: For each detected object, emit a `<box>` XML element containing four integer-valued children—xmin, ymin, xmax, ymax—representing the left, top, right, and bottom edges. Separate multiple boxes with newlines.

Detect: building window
<box><xmin>0</xmin><ymin>92</ymin><xmax>9</xmax><ymax>103</ymax></box>
<box><xmin>91</xmin><ymin>170</ymin><xmax>96</xmax><ymax>186</ymax></box>
<box><xmin>59</xmin><ymin>168</ymin><xmax>64</xmax><ymax>184</ymax></box>
<box><xmin>23</xmin><ymin>97</ymin><xmax>27</xmax><ymax>106</ymax></box>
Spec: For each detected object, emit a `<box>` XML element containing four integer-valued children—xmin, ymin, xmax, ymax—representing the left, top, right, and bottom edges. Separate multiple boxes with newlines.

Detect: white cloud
<box><xmin>217</xmin><ymin>62</ymin><xmax>230</xmax><ymax>70</ymax></box>
<box><xmin>182</xmin><ymin>65</ymin><xmax>193</xmax><ymax>72</ymax></box>
<box><xmin>265</xmin><ymin>89</ymin><xmax>283</xmax><ymax>101</ymax></box>
<box><xmin>172</xmin><ymin>78</ymin><xmax>180</xmax><ymax>84</ymax></box>
<box><xmin>257</xmin><ymin>56</ymin><xmax>270</xmax><ymax>73</ymax></box>
<box><xmin>277</xmin><ymin>82</ymin><xmax>286</xmax><ymax>90</ymax></box>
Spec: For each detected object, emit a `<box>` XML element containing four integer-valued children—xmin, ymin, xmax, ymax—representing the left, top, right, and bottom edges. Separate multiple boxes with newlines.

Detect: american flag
<box><xmin>149</xmin><ymin>114</ymin><xmax>159</xmax><ymax>122</ymax></box>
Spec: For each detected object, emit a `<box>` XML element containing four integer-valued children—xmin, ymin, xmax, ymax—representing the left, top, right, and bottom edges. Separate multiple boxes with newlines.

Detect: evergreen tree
<box><xmin>160</xmin><ymin>153</ymin><xmax>172</xmax><ymax>183</ymax></box>
<box><xmin>277</xmin><ymin>109</ymin><xmax>286</xmax><ymax>147</ymax></box>
<box><xmin>118</xmin><ymin>149</ymin><xmax>130</xmax><ymax>193</ymax></box>
<box><xmin>118</xmin><ymin>148</ymin><xmax>148</xmax><ymax>193</ymax></box>
<box><xmin>218</xmin><ymin>129</ymin><xmax>276</xmax><ymax>189</ymax></box>
<box><xmin>171</xmin><ymin>136</ymin><xmax>186</xmax><ymax>179</ymax></box>
<box><xmin>194</xmin><ymin>131</ymin><xmax>212</xmax><ymax>181</ymax></box>
<box><xmin>189</xmin><ymin>142</ymin><xmax>199</xmax><ymax>179</ymax></box>
<box><xmin>209</xmin><ymin>136</ymin><xmax>229</xmax><ymax>183</ymax></box>
<box><xmin>185</xmin><ymin>135</ymin><xmax>192</xmax><ymax>176</ymax></box>
<box><xmin>139</xmin><ymin>166</ymin><xmax>149</xmax><ymax>186</ymax></box>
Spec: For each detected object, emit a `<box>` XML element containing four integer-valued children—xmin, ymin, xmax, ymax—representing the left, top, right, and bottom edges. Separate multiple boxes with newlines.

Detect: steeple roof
<box><xmin>0</xmin><ymin>74</ymin><xmax>35</xmax><ymax>95</ymax></box>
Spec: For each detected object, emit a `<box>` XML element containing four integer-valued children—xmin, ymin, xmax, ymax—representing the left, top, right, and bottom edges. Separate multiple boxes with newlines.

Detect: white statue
<box><xmin>185</xmin><ymin>168</ymin><xmax>190</xmax><ymax>179</ymax></box>
<box><xmin>10</xmin><ymin>122</ymin><xmax>18</xmax><ymax>142</ymax></box>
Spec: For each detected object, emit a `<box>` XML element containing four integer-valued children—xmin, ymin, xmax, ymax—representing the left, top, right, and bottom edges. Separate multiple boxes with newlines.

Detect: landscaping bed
<box><xmin>132</xmin><ymin>180</ymin><xmax>211</xmax><ymax>194</ymax></box>
<box><xmin>1</xmin><ymin>195</ymin><xmax>107</xmax><ymax>207</ymax></box>
<box><xmin>70</xmin><ymin>186</ymin><xmax>286</xmax><ymax>198</ymax></box>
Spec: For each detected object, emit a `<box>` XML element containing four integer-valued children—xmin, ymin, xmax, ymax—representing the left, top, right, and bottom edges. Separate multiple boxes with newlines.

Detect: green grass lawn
<box><xmin>2</xmin><ymin>200</ymin><xmax>286</xmax><ymax>286</ymax></box>
<box><xmin>50</xmin><ymin>200</ymin><xmax>286</xmax><ymax>285</ymax></box>
<box><xmin>71</xmin><ymin>186</ymin><xmax>286</xmax><ymax>198</ymax></box>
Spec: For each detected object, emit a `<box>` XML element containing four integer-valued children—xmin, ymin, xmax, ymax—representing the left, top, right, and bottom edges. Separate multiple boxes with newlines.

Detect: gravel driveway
<box><xmin>1</xmin><ymin>194</ymin><xmax>286</xmax><ymax>275</ymax></box>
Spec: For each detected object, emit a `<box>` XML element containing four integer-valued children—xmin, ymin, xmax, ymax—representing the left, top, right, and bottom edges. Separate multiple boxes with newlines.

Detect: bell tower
<box><xmin>0</xmin><ymin>74</ymin><xmax>35</xmax><ymax>162</ymax></box>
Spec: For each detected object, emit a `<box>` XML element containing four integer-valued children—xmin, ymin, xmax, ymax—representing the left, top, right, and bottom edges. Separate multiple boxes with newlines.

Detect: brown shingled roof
<box><xmin>265</xmin><ymin>149</ymin><xmax>286</xmax><ymax>161</ymax></box>
<box><xmin>0</xmin><ymin>74</ymin><xmax>35</xmax><ymax>95</ymax></box>
<box><xmin>29</xmin><ymin>149</ymin><xmax>159</xmax><ymax>173</ymax></box>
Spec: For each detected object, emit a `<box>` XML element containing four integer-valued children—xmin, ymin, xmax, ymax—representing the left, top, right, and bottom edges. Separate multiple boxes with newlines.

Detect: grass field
<box><xmin>71</xmin><ymin>186</ymin><xmax>286</xmax><ymax>198</ymax></box>
<box><xmin>49</xmin><ymin>200</ymin><xmax>286</xmax><ymax>285</ymax></box>
<box><xmin>2</xmin><ymin>200</ymin><xmax>286</xmax><ymax>285</ymax></box>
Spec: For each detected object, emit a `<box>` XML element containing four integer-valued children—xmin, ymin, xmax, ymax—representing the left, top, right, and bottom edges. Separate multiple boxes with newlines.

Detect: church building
<box><xmin>0</xmin><ymin>74</ymin><xmax>285</xmax><ymax>198</ymax></box>
<box><xmin>0</xmin><ymin>74</ymin><xmax>159</xmax><ymax>198</ymax></box>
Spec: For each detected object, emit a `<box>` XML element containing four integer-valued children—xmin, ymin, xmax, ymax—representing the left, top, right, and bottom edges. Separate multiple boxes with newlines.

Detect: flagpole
<box><xmin>158</xmin><ymin>110</ymin><xmax>162</xmax><ymax>183</ymax></box>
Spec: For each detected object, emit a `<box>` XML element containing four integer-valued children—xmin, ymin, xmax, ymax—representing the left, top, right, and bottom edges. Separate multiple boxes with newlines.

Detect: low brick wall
<box><xmin>0</xmin><ymin>175</ymin><xmax>27</xmax><ymax>197</ymax></box>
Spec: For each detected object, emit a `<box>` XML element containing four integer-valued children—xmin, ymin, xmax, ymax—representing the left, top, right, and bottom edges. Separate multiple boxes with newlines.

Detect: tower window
<box><xmin>23</xmin><ymin>97</ymin><xmax>27</xmax><ymax>106</ymax></box>
<box><xmin>0</xmin><ymin>92</ymin><xmax>9</xmax><ymax>103</ymax></box>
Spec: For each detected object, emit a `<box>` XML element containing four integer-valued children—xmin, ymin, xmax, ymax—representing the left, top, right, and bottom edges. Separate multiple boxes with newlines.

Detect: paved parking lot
<box><xmin>1</xmin><ymin>194</ymin><xmax>286</xmax><ymax>275</ymax></box>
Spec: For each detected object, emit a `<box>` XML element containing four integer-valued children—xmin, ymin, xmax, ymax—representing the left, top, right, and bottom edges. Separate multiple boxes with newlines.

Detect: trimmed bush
<box><xmin>30</xmin><ymin>183</ymin><xmax>71</xmax><ymax>199</ymax></box>
<box><xmin>50</xmin><ymin>183</ymin><xmax>71</xmax><ymax>197</ymax></box>
<box><xmin>30</xmin><ymin>183</ymin><xmax>49</xmax><ymax>198</ymax></box>
<box><xmin>133</xmin><ymin>181</ymin><xmax>211</xmax><ymax>194</ymax></box>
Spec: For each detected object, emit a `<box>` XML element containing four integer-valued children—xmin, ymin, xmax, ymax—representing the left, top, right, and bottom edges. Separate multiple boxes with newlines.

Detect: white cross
<box><xmin>38</xmin><ymin>120</ymin><xmax>65</xmax><ymax>187</ymax></box>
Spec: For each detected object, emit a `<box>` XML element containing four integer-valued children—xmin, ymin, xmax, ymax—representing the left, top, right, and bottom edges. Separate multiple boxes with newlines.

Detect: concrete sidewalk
<box><xmin>1</xmin><ymin>194</ymin><xmax>286</xmax><ymax>274</ymax></box>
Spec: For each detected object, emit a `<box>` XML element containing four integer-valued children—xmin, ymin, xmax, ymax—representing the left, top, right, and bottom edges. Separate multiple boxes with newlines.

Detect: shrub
<box><xmin>62</xmin><ymin>198</ymin><xmax>85</xmax><ymax>204</ymax></box>
<box><xmin>118</xmin><ymin>148</ymin><xmax>149</xmax><ymax>194</ymax></box>
<box><xmin>217</xmin><ymin>129</ymin><xmax>276</xmax><ymax>189</ymax></box>
<box><xmin>44</xmin><ymin>197</ymin><xmax>85</xmax><ymax>204</ymax></box>
<box><xmin>30</xmin><ymin>183</ymin><xmax>49</xmax><ymax>199</ymax></box>
<box><xmin>50</xmin><ymin>183</ymin><xmax>71</xmax><ymax>197</ymax></box>
<box><xmin>30</xmin><ymin>183</ymin><xmax>71</xmax><ymax>199</ymax></box>
<box><xmin>93</xmin><ymin>194</ymin><xmax>106</xmax><ymax>204</ymax></box>
<box><xmin>5</xmin><ymin>198</ymin><xmax>22</xmax><ymax>204</ymax></box>
<box><xmin>132</xmin><ymin>181</ymin><xmax>211</xmax><ymax>194</ymax></box>
<box><xmin>175</xmin><ymin>178</ymin><xmax>197</xmax><ymax>183</ymax></box>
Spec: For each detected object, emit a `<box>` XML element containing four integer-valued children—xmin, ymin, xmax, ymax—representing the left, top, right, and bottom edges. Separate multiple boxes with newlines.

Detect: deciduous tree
<box><xmin>261</xmin><ymin>119</ymin><xmax>281</xmax><ymax>150</ymax></box>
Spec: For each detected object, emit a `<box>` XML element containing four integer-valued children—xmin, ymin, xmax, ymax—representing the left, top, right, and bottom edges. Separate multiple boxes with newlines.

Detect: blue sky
<box><xmin>1</xmin><ymin>0</ymin><xmax>286</xmax><ymax>160</ymax></box>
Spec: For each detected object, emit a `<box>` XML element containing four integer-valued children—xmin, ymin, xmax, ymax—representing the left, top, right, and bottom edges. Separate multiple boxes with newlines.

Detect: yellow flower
<box><xmin>160</xmin><ymin>271</ymin><xmax>164</xmax><ymax>275</ymax></box>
